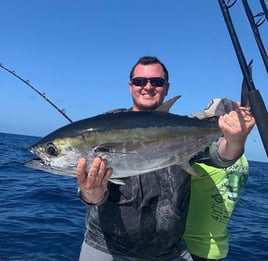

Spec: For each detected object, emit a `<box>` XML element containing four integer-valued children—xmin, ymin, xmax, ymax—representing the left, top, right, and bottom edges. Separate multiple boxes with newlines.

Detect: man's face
<box><xmin>129</xmin><ymin>63</ymin><xmax>169</xmax><ymax>111</ymax></box>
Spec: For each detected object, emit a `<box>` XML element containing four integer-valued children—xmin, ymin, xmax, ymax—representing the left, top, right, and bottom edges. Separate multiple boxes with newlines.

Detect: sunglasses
<box><xmin>131</xmin><ymin>77</ymin><xmax>167</xmax><ymax>87</ymax></box>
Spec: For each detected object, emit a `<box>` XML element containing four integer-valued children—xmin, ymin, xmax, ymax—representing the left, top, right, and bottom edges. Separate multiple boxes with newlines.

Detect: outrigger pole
<box><xmin>260</xmin><ymin>0</ymin><xmax>268</xmax><ymax>21</ymax></box>
<box><xmin>0</xmin><ymin>63</ymin><xmax>73</xmax><ymax>123</ymax></box>
<box><xmin>241</xmin><ymin>0</ymin><xmax>268</xmax><ymax>74</ymax></box>
<box><xmin>218</xmin><ymin>0</ymin><xmax>268</xmax><ymax>157</ymax></box>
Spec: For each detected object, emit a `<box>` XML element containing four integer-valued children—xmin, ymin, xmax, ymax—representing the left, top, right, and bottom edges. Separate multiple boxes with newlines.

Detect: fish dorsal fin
<box><xmin>156</xmin><ymin>95</ymin><xmax>181</xmax><ymax>112</ymax></box>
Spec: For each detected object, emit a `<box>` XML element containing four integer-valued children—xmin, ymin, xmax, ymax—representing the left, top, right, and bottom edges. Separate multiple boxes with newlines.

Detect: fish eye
<box><xmin>45</xmin><ymin>143</ymin><xmax>58</xmax><ymax>156</ymax></box>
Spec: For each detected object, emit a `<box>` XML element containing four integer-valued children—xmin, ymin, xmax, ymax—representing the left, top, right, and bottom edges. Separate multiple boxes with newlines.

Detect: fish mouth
<box><xmin>34</xmin><ymin>157</ymin><xmax>50</xmax><ymax>165</ymax></box>
<box><xmin>24</xmin><ymin>158</ymin><xmax>54</xmax><ymax>174</ymax></box>
<box><xmin>24</xmin><ymin>158</ymin><xmax>76</xmax><ymax>177</ymax></box>
<box><xmin>25</xmin><ymin>158</ymin><xmax>50</xmax><ymax>169</ymax></box>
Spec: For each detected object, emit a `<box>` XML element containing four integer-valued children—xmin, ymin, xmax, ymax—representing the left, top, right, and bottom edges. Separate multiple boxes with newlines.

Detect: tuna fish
<box><xmin>25</xmin><ymin>97</ymin><xmax>222</xmax><ymax>182</ymax></box>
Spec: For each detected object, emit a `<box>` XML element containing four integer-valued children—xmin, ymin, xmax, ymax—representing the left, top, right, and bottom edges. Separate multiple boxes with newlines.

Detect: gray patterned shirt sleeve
<box><xmin>190</xmin><ymin>137</ymin><xmax>243</xmax><ymax>168</ymax></box>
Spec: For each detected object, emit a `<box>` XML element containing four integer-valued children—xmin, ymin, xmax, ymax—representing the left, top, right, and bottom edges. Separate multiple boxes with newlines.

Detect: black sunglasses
<box><xmin>131</xmin><ymin>77</ymin><xmax>167</xmax><ymax>87</ymax></box>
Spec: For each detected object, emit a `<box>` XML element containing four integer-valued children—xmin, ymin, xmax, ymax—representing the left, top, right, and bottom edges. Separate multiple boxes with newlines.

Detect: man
<box><xmin>182</xmin><ymin>98</ymin><xmax>253</xmax><ymax>261</ymax></box>
<box><xmin>184</xmin><ymin>155</ymin><xmax>249</xmax><ymax>261</ymax></box>
<box><xmin>76</xmin><ymin>56</ymin><xmax>255</xmax><ymax>260</ymax></box>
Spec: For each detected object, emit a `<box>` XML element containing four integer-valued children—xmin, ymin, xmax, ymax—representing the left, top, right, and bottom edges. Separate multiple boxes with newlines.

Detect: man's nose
<box><xmin>143</xmin><ymin>81</ymin><xmax>154</xmax><ymax>89</ymax></box>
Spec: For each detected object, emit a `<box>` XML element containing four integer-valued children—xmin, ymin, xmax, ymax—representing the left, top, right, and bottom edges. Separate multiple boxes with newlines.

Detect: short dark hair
<box><xmin>129</xmin><ymin>56</ymin><xmax>169</xmax><ymax>81</ymax></box>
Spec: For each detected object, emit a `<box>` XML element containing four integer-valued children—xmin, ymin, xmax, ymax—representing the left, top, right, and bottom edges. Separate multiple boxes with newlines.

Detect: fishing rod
<box><xmin>218</xmin><ymin>0</ymin><xmax>268</xmax><ymax>157</ymax></box>
<box><xmin>260</xmin><ymin>0</ymin><xmax>268</xmax><ymax>21</ymax></box>
<box><xmin>241</xmin><ymin>0</ymin><xmax>268</xmax><ymax>74</ymax></box>
<box><xmin>0</xmin><ymin>63</ymin><xmax>73</xmax><ymax>123</ymax></box>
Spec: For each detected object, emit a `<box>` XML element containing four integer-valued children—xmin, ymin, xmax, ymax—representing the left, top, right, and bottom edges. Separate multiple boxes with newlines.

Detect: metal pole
<box><xmin>218</xmin><ymin>0</ymin><xmax>268</xmax><ymax>157</ymax></box>
<box><xmin>260</xmin><ymin>0</ymin><xmax>268</xmax><ymax>21</ymax></box>
<box><xmin>218</xmin><ymin>0</ymin><xmax>256</xmax><ymax>92</ymax></box>
<box><xmin>242</xmin><ymin>0</ymin><xmax>268</xmax><ymax>74</ymax></box>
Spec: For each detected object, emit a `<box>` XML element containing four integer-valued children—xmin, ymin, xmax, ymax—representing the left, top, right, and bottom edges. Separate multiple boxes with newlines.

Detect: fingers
<box><xmin>76</xmin><ymin>157</ymin><xmax>112</xmax><ymax>190</ymax></box>
<box><xmin>77</xmin><ymin>157</ymin><xmax>87</xmax><ymax>184</ymax></box>
<box><xmin>88</xmin><ymin>157</ymin><xmax>111</xmax><ymax>186</ymax></box>
<box><xmin>219</xmin><ymin>111</ymin><xmax>240</xmax><ymax>131</ymax></box>
<box><xmin>218</xmin><ymin>106</ymin><xmax>255</xmax><ymax>138</ymax></box>
<box><xmin>235</xmin><ymin>107</ymin><xmax>255</xmax><ymax>131</ymax></box>
<box><xmin>239</xmin><ymin>108</ymin><xmax>255</xmax><ymax>124</ymax></box>
<box><xmin>76</xmin><ymin>156</ymin><xmax>113</xmax><ymax>204</ymax></box>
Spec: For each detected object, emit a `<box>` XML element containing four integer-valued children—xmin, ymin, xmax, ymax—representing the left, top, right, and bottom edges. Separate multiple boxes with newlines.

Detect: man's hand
<box><xmin>76</xmin><ymin>157</ymin><xmax>113</xmax><ymax>204</ymax></box>
<box><xmin>218</xmin><ymin>103</ymin><xmax>255</xmax><ymax>160</ymax></box>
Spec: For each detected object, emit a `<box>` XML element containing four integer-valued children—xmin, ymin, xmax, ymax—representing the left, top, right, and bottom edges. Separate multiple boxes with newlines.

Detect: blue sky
<box><xmin>1</xmin><ymin>0</ymin><xmax>267</xmax><ymax>162</ymax></box>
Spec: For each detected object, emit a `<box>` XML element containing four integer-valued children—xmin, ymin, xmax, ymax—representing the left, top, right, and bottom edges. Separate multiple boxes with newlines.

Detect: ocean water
<box><xmin>0</xmin><ymin>132</ymin><xmax>267</xmax><ymax>261</ymax></box>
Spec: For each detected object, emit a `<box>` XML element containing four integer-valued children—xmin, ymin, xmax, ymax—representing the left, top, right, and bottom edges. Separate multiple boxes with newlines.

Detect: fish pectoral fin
<box><xmin>93</xmin><ymin>143</ymin><xmax>133</xmax><ymax>155</ymax></box>
<box><xmin>179</xmin><ymin>163</ymin><xmax>199</xmax><ymax>177</ymax></box>
<box><xmin>93</xmin><ymin>144</ymin><xmax>115</xmax><ymax>153</ymax></box>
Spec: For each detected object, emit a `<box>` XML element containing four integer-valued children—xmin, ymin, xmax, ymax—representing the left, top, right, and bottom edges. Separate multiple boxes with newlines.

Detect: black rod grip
<box><xmin>248</xmin><ymin>89</ymin><xmax>268</xmax><ymax>157</ymax></box>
